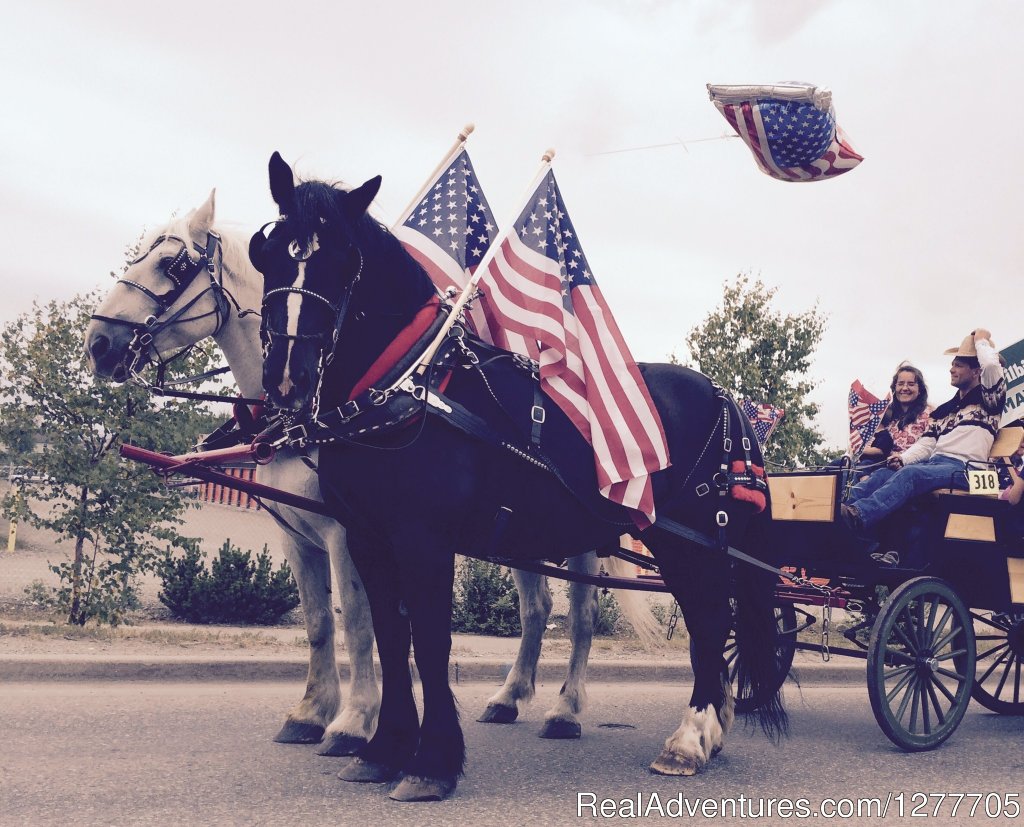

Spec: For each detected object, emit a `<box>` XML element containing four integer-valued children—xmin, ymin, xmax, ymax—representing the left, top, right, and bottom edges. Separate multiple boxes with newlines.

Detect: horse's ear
<box><xmin>187</xmin><ymin>188</ymin><xmax>216</xmax><ymax>245</ymax></box>
<box><xmin>341</xmin><ymin>175</ymin><xmax>382</xmax><ymax>219</ymax></box>
<box><xmin>268</xmin><ymin>151</ymin><xmax>295</xmax><ymax>213</ymax></box>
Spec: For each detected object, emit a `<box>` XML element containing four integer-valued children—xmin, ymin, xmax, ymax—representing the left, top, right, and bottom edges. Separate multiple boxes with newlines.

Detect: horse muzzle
<box><xmin>84</xmin><ymin>322</ymin><xmax>135</xmax><ymax>382</ymax></box>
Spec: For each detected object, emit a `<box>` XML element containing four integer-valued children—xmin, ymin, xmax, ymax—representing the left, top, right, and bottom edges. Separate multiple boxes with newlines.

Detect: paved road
<box><xmin>2</xmin><ymin>680</ymin><xmax>1022</xmax><ymax>826</ymax></box>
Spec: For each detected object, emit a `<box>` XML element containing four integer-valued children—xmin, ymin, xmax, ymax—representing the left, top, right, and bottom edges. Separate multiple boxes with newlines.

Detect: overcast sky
<box><xmin>3</xmin><ymin>0</ymin><xmax>1021</xmax><ymax>449</ymax></box>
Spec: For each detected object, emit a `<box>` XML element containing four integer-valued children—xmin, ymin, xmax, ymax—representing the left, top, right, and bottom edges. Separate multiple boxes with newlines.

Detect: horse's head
<box><xmin>85</xmin><ymin>190</ymin><xmax>230</xmax><ymax>382</ymax></box>
<box><xmin>249</xmin><ymin>151</ymin><xmax>381</xmax><ymax>413</ymax></box>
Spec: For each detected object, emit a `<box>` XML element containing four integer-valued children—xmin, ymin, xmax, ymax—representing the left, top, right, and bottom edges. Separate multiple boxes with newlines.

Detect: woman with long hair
<box><xmin>861</xmin><ymin>363</ymin><xmax>931</xmax><ymax>461</ymax></box>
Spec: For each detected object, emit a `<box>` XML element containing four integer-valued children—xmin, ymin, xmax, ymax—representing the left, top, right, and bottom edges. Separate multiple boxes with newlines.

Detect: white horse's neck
<box><xmin>210</xmin><ymin>227</ymin><xmax>265</xmax><ymax>401</ymax></box>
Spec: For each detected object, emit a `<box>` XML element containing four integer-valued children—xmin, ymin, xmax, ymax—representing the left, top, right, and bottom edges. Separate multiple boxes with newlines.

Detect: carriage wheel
<box><xmin>726</xmin><ymin>604</ymin><xmax>797</xmax><ymax>713</ymax></box>
<box><xmin>867</xmin><ymin>577</ymin><xmax>975</xmax><ymax>751</ymax></box>
<box><xmin>970</xmin><ymin>611</ymin><xmax>1024</xmax><ymax>715</ymax></box>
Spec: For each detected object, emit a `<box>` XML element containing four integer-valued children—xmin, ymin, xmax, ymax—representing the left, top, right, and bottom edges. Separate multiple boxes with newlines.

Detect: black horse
<box><xmin>249</xmin><ymin>152</ymin><xmax>786</xmax><ymax>801</ymax></box>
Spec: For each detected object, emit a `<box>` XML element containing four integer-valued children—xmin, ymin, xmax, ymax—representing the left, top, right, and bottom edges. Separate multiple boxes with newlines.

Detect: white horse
<box><xmin>84</xmin><ymin>191</ymin><xmax>662</xmax><ymax>747</ymax></box>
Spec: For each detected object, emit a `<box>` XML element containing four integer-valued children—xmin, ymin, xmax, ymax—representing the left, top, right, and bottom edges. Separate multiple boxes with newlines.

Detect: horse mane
<box><xmin>291</xmin><ymin>178</ymin><xmax>429</xmax><ymax>300</ymax></box>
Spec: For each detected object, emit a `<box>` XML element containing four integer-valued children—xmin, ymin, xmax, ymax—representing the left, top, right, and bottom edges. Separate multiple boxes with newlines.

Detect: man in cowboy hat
<box><xmin>841</xmin><ymin>328</ymin><xmax>1006</xmax><ymax>561</ymax></box>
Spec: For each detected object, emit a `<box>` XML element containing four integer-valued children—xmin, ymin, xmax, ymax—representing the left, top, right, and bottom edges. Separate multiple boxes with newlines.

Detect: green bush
<box><xmin>451</xmin><ymin>559</ymin><xmax>522</xmax><ymax>637</ymax></box>
<box><xmin>158</xmin><ymin>540</ymin><xmax>300</xmax><ymax>625</ymax></box>
<box><xmin>594</xmin><ymin>589</ymin><xmax>621</xmax><ymax>636</ymax></box>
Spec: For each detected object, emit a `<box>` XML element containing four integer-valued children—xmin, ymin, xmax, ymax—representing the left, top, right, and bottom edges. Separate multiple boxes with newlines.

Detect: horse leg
<box><xmin>273</xmin><ymin>532</ymin><xmax>341</xmax><ymax>745</ymax></box>
<box><xmin>646</xmin><ymin>541</ymin><xmax>733</xmax><ymax>776</ymax></box>
<box><xmin>539</xmin><ymin>553</ymin><xmax>599</xmax><ymax>739</ymax></box>
<box><xmin>477</xmin><ymin>568</ymin><xmax>552</xmax><ymax>724</ymax></box>
<box><xmin>317</xmin><ymin>524</ymin><xmax>380</xmax><ymax>756</ymax></box>
<box><xmin>390</xmin><ymin>549</ymin><xmax>463</xmax><ymax>802</ymax></box>
<box><xmin>338</xmin><ymin>531</ymin><xmax>418</xmax><ymax>785</ymax></box>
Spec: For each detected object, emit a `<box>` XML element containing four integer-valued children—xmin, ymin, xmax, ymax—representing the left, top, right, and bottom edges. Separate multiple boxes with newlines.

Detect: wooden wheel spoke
<box><xmin>924</xmin><ymin>678</ymin><xmax>947</xmax><ymax>726</ymax></box>
<box><xmin>926</xmin><ymin>598</ymin><xmax>948</xmax><ymax>638</ymax></box>
<box><xmin>908</xmin><ymin>678</ymin><xmax>922</xmax><ymax>733</ymax></box>
<box><xmin>977</xmin><ymin>647</ymin><xmax>1012</xmax><ymax>683</ymax></box>
<box><xmin>929</xmin><ymin>624</ymin><xmax>961</xmax><ymax>655</ymax></box>
<box><xmin>976</xmin><ymin>641</ymin><xmax>1011</xmax><ymax>662</ymax></box>
<box><xmin>971</xmin><ymin>613</ymin><xmax>1011</xmax><ymax>632</ymax></box>
<box><xmin>891</xmin><ymin>618</ymin><xmax>919</xmax><ymax>656</ymax></box>
<box><xmin>935</xmin><ymin>665</ymin><xmax>969</xmax><ymax>682</ymax></box>
<box><xmin>892</xmin><ymin>673</ymin><xmax>916</xmax><ymax>721</ymax></box>
<box><xmin>994</xmin><ymin>654</ymin><xmax>1016</xmax><ymax>699</ymax></box>
<box><xmin>914</xmin><ymin>601</ymin><xmax>927</xmax><ymax>649</ymax></box>
<box><xmin>920</xmin><ymin>680</ymin><xmax>932</xmax><ymax>732</ymax></box>
<box><xmin>886</xmin><ymin>667</ymin><xmax>917</xmax><ymax>702</ymax></box>
<box><xmin>1015</xmin><ymin>659</ymin><xmax>1021</xmax><ymax>705</ymax></box>
<box><xmin>883</xmin><ymin>664</ymin><xmax>914</xmax><ymax>681</ymax></box>
<box><xmin>929</xmin><ymin>673</ymin><xmax>958</xmax><ymax>705</ymax></box>
<box><xmin>935</xmin><ymin>646</ymin><xmax>969</xmax><ymax>663</ymax></box>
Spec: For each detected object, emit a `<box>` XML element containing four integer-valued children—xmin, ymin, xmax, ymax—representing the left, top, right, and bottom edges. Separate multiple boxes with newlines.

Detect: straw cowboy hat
<box><xmin>944</xmin><ymin>328</ymin><xmax>993</xmax><ymax>357</ymax></box>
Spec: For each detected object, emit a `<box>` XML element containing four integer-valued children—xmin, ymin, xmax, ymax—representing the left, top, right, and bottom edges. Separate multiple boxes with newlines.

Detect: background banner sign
<box><xmin>1000</xmin><ymin>337</ymin><xmax>1024</xmax><ymax>425</ymax></box>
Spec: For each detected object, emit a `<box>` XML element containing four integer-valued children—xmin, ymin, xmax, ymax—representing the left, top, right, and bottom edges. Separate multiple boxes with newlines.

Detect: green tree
<box><xmin>0</xmin><ymin>292</ymin><xmax>226</xmax><ymax>625</ymax></box>
<box><xmin>681</xmin><ymin>273</ymin><xmax>829</xmax><ymax>468</ymax></box>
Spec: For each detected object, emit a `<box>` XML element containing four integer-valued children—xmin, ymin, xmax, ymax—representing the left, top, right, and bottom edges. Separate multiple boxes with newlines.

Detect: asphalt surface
<box><xmin>3</xmin><ymin>681</ymin><xmax>1022</xmax><ymax>827</ymax></box>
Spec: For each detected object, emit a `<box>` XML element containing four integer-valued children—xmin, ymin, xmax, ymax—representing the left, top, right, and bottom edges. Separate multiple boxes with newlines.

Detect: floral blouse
<box><xmin>869</xmin><ymin>408</ymin><xmax>933</xmax><ymax>457</ymax></box>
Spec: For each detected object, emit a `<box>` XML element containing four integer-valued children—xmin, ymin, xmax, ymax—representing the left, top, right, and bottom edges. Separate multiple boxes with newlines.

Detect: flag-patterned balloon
<box><xmin>708</xmin><ymin>82</ymin><xmax>863</xmax><ymax>182</ymax></box>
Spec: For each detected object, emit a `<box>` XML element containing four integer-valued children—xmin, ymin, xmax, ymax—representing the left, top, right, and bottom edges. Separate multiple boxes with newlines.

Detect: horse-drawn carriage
<box><xmin>88</xmin><ymin>154</ymin><xmax>1023</xmax><ymax>801</ymax></box>
<box><xmin>754</xmin><ymin>457</ymin><xmax>1024</xmax><ymax>750</ymax></box>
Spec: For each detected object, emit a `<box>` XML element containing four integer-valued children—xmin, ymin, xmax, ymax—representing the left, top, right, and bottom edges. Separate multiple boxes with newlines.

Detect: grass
<box><xmin>0</xmin><ymin>617</ymin><xmax>309</xmax><ymax>649</ymax></box>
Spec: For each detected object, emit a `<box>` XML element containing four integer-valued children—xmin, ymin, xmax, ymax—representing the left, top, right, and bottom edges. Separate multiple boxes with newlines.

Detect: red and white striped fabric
<box><xmin>479</xmin><ymin>168</ymin><xmax>670</xmax><ymax>524</ymax></box>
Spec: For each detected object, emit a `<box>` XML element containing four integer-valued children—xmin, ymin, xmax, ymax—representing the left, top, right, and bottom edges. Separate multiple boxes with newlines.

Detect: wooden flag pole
<box><xmin>392</xmin><ymin>123</ymin><xmax>476</xmax><ymax>228</ymax></box>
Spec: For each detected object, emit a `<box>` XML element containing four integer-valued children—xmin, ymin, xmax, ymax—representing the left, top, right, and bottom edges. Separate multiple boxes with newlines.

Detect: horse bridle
<box><xmin>257</xmin><ymin>231</ymin><xmax>364</xmax><ymax>419</ymax></box>
<box><xmin>90</xmin><ymin>231</ymin><xmax>233</xmax><ymax>382</ymax></box>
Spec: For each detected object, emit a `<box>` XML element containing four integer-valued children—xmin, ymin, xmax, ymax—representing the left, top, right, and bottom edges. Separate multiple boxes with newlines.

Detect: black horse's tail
<box><xmin>732</xmin><ymin>511</ymin><xmax>789</xmax><ymax>740</ymax></box>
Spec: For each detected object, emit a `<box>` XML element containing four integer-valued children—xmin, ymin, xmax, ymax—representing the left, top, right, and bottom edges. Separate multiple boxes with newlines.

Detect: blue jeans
<box><xmin>847</xmin><ymin>455</ymin><xmax>968</xmax><ymax>529</ymax></box>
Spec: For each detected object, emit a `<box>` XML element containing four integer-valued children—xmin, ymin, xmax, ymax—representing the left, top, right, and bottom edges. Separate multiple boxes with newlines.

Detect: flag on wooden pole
<box><xmin>392</xmin><ymin>138</ymin><xmax>499</xmax><ymax>342</ymax></box>
<box><xmin>479</xmin><ymin>167</ymin><xmax>670</xmax><ymax>523</ymax></box>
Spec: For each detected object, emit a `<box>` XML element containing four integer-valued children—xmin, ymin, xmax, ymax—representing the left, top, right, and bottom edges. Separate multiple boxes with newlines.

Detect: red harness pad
<box><xmin>730</xmin><ymin>460</ymin><xmax>767</xmax><ymax>513</ymax></box>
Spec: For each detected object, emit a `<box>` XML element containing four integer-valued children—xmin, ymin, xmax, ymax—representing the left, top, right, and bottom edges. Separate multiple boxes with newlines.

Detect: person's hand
<box><xmin>974</xmin><ymin>327</ymin><xmax>992</xmax><ymax>343</ymax></box>
<box><xmin>887</xmin><ymin>454</ymin><xmax>904</xmax><ymax>470</ymax></box>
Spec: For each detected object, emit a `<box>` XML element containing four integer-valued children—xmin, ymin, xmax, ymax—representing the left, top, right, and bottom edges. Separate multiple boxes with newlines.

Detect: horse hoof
<box><xmin>477</xmin><ymin>703</ymin><xmax>518</xmax><ymax>724</ymax></box>
<box><xmin>389</xmin><ymin>775</ymin><xmax>456</xmax><ymax>802</ymax></box>
<box><xmin>273</xmin><ymin>721</ymin><xmax>325</xmax><ymax>744</ymax></box>
<box><xmin>539</xmin><ymin>718</ymin><xmax>582</xmax><ymax>739</ymax></box>
<box><xmin>649</xmin><ymin>749</ymin><xmax>702</xmax><ymax>776</ymax></box>
<box><xmin>338</xmin><ymin>757</ymin><xmax>399</xmax><ymax>783</ymax></box>
<box><xmin>316</xmin><ymin>732</ymin><xmax>368</xmax><ymax>757</ymax></box>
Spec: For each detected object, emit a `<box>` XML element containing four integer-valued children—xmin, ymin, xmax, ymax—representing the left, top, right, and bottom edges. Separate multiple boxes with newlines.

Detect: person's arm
<box><xmin>862</xmin><ymin>428</ymin><xmax>893</xmax><ymax>459</ymax></box>
<box><xmin>898</xmin><ymin>434</ymin><xmax>936</xmax><ymax>466</ymax></box>
<box><xmin>975</xmin><ymin>332</ymin><xmax>1006</xmax><ymax>414</ymax></box>
<box><xmin>1000</xmin><ymin>465</ymin><xmax>1024</xmax><ymax>505</ymax></box>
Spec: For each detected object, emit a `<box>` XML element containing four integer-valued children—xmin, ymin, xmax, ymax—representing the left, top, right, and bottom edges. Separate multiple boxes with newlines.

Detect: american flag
<box><xmin>740</xmin><ymin>398</ymin><xmax>785</xmax><ymax>447</ymax></box>
<box><xmin>392</xmin><ymin>147</ymin><xmax>498</xmax><ymax>342</ymax></box>
<box><xmin>848</xmin><ymin>380</ymin><xmax>890</xmax><ymax>457</ymax></box>
<box><xmin>479</xmin><ymin>169</ymin><xmax>670</xmax><ymax>523</ymax></box>
<box><xmin>710</xmin><ymin>90</ymin><xmax>862</xmax><ymax>182</ymax></box>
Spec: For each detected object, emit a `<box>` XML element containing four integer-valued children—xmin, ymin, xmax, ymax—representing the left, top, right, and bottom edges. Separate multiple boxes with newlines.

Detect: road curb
<box><xmin>0</xmin><ymin>655</ymin><xmax>867</xmax><ymax>686</ymax></box>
